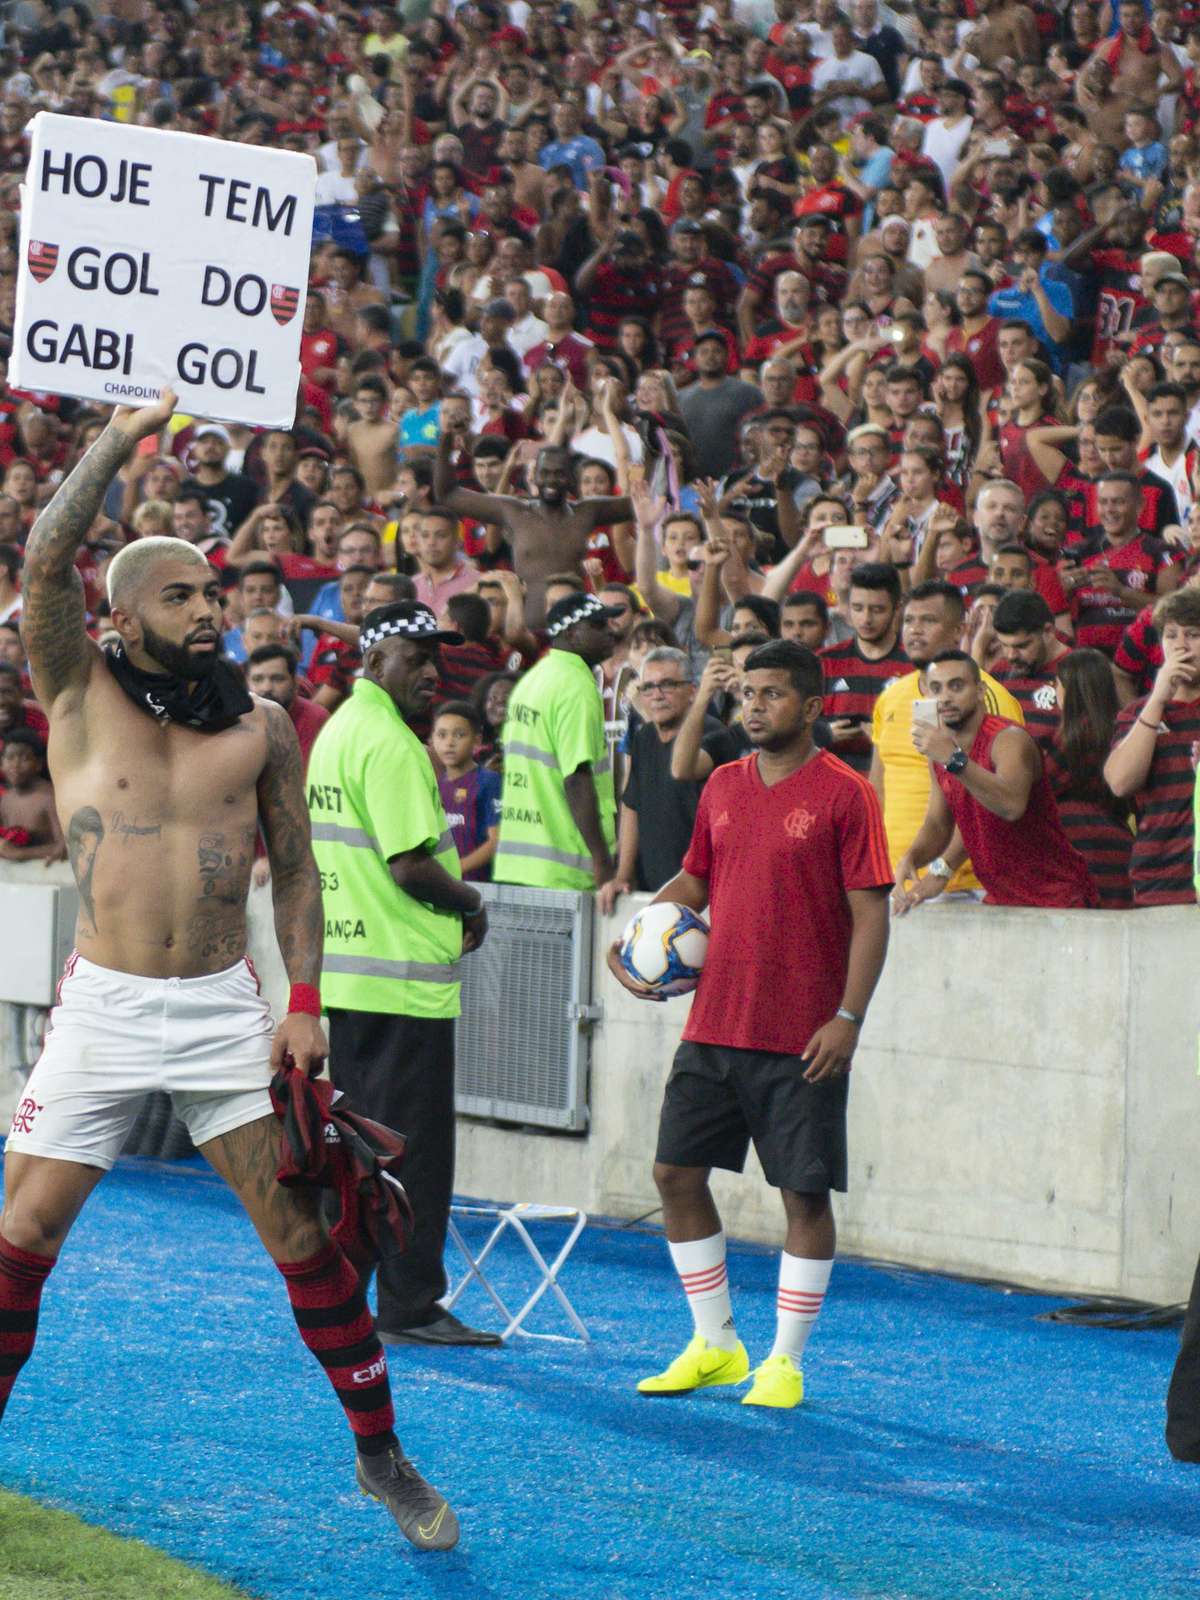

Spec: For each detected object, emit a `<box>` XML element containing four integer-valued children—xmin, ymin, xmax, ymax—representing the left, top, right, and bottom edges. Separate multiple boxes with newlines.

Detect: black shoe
<box><xmin>377</xmin><ymin>1310</ymin><xmax>503</xmax><ymax>1347</ymax></box>
<box><xmin>356</xmin><ymin>1448</ymin><xmax>460</xmax><ymax>1552</ymax></box>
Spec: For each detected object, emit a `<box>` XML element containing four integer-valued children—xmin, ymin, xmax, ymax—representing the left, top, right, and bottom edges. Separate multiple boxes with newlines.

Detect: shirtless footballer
<box><xmin>0</xmin><ymin>395</ymin><xmax>459</xmax><ymax>1553</ymax></box>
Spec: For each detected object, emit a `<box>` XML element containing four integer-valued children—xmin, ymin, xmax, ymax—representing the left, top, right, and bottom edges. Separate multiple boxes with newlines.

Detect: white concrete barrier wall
<box><xmin>2</xmin><ymin>867</ymin><xmax>1196</xmax><ymax>1305</ymax></box>
<box><xmin>456</xmin><ymin>896</ymin><xmax>1200</xmax><ymax>1308</ymax></box>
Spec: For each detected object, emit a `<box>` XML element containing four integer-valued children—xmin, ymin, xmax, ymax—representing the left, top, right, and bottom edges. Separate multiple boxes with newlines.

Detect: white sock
<box><xmin>770</xmin><ymin>1254</ymin><xmax>833</xmax><ymax>1364</ymax></box>
<box><xmin>667</xmin><ymin>1232</ymin><xmax>738</xmax><ymax>1351</ymax></box>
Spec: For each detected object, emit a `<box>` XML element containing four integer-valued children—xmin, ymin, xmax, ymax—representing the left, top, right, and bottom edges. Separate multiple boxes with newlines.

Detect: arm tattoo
<box><xmin>24</xmin><ymin>426</ymin><xmax>135</xmax><ymax>703</ymax></box>
<box><xmin>257</xmin><ymin>703</ymin><xmax>323</xmax><ymax>987</ymax></box>
<box><xmin>66</xmin><ymin>806</ymin><xmax>104</xmax><ymax>933</ymax></box>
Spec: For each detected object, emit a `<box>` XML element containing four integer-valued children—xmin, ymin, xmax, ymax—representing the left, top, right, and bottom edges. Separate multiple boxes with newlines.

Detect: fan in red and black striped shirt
<box><xmin>1104</xmin><ymin>589</ymin><xmax>1200</xmax><ymax>906</ymax></box>
<box><xmin>1061</xmin><ymin>470</ymin><xmax>1181</xmax><ymax>655</ymax></box>
<box><xmin>738</xmin><ymin>218</ymin><xmax>848</xmax><ymax>345</ymax></box>
<box><xmin>819</xmin><ymin>564</ymin><xmax>908</xmax><ymax>774</ymax></box>
<box><xmin>659</xmin><ymin>223</ymin><xmax>740</xmax><ymax>352</ymax></box>
<box><xmin>990</xmin><ymin>590</ymin><xmax>1073</xmax><ymax>752</ymax></box>
<box><xmin>1113</xmin><ymin>603</ymin><xmax>1161</xmax><ymax>701</ymax></box>
<box><xmin>575</xmin><ymin>232</ymin><xmax>662</xmax><ymax>352</ymax></box>
<box><xmin>1043</xmin><ymin>649</ymin><xmax>1133</xmax><ymax>910</ymax></box>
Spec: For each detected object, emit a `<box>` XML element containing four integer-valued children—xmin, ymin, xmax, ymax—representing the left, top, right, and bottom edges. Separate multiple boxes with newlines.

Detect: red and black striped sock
<box><xmin>278</xmin><ymin>1241</ymin><xmax>398</xmax><ymax>1457</ymax></box>
<box><xmin>0</xmin><ymin>1235</ymin><xmax>55</xmax><ymax>1422</ymax></box>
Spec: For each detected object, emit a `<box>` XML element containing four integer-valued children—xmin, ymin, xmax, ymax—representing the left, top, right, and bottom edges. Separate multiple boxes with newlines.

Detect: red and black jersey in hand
<box><xmin>992</xmin><ymin>655</ymin><xmax>1068</xmax><ymax>751</ymax></box>
<box><xmin>818</xmin><ymin>638</ymin><xmax>909</xmax><ymax>773</ymax></box>
<box><xmin>1112</xmin><ymin>694</ymin><xmax>1200</xmax><ymax>905</ymax></box>
<box><xmin>1067</xmin><ymin>531</ymin><xmax>1176</xmax><ymax>653</ymax></box>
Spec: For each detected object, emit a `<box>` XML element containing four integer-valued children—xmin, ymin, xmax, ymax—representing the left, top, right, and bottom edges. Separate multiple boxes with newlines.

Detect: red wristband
<box><xmin>288</xmin><ymin>983</ymin><xmax>322</xmax><ymax>1017</ymax></box>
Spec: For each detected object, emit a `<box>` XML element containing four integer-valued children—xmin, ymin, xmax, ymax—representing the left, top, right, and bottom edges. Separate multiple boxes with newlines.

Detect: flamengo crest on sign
<box><xmin>271</xmin><ymin>284</ymin><xmax>300</xmax><ymax>326</ymax></box>
<box><xmin>11</xmin><ymin>113</ymin><xmax>316</xmax><ymax>427</ymax></box>
<box><xmin>27</xmin><ymin>241</ymin><xmax>58</xmax><ymax>282</ymax></box>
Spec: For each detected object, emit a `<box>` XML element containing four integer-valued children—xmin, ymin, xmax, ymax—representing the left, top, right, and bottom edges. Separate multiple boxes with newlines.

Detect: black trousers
<box><xmin>327</xmin><ymin>1008</ymin><xmax>456</xmax><ymax>1332</ymax></box>
<box><xmin>1167</xmin><ymin>1251</ymin><xmax>1200</xmax><ymax>1460</ymax></box>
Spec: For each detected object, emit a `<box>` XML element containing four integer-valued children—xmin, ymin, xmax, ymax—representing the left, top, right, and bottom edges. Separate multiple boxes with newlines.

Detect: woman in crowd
<box><xmin>1045</xmin><ymin>649</ymin><xmax>1134</xmax><ymax>909</ymax></box>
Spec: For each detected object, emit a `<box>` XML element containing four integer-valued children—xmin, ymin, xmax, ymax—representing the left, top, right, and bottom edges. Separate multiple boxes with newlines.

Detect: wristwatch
<box><xmin>836</xmin><ymin>1006</ymin><xmax>863</xmax><ymax>1026</ymax></box>
<box><xmin>926</xmin><ymin>857</ymin><xmax>952</xmax><ymax>880</ymax></box>
<box><xmin>944</xmin><ymin>747</ymin><xmax>968</xmax><ymax>776</ymax></box>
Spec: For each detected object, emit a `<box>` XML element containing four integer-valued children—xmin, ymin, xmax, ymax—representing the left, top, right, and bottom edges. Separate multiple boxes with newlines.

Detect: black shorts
<box><xmin>654</xmin><ymin>1040</ymin><xmax>849</xmax><ymax>1194</ymax></box>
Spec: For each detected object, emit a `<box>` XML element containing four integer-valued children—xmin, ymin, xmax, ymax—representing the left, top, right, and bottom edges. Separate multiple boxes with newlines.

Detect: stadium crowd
<box><xmin>5</xmin><ymin>0</ymin><xmax>1200</xmax><ymax>913</ymax></box>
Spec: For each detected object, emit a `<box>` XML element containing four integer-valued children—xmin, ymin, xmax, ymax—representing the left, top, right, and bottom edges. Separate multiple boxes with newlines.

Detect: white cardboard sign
<box><xmin>11</xmin><ymin>113</ymin><xmax>316</xmax><ymax>427</ymax></box>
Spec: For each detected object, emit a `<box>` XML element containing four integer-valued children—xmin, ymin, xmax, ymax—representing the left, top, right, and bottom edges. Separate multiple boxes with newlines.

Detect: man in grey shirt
<box><xmin>678</xmin><ymin>335</ymin><xmax>763</xmax><ymax>478</ymax></box>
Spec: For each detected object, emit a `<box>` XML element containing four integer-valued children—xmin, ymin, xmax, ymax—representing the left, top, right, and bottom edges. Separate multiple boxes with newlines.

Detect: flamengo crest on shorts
<box><xmin>271</xmin><ymin>284</ymin><xmax>299</xmax><ymax>325</ymax></box>
<box><xmin>27</xmin><ymin>241</ymin><xmax>58</xmax><ymax>283</ymax></box>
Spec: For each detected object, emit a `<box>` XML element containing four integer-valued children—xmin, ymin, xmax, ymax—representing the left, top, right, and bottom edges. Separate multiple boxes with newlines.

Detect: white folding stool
<box><xmin>444</xmin><ymin>1202</ymin><xmax>591</xmax><ymax>1344</ymax></box>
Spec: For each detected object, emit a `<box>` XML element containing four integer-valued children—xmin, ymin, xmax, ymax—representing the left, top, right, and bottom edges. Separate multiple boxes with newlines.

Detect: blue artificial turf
<box><xmin>0</xmin><ymin>1154</ymin><xmax>1196</xmax><ymax>1600</ymax></box>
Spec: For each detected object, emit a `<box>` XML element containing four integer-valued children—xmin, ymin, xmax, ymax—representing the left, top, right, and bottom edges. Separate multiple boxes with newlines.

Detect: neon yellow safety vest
<box><xmin>493</xmin><ymin>648</ymin><xmax>616</xmax><ymax>891</ymax></box>
<box><xmin>306</xmin><ymin>677</ymin><xmax>463</xmax><ymax>1018</ymax></box>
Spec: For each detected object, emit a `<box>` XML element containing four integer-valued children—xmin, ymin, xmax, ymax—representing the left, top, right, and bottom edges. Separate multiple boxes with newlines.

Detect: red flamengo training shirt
<box><xmin>681</xmin><ymin>752</ymin><xmax>893</xmax><ymax>1056</ymax></box>
<box><xmin>933</xmin><ymin>715</ymin><xmax>1097</xmax><ymax>908</ymax></box>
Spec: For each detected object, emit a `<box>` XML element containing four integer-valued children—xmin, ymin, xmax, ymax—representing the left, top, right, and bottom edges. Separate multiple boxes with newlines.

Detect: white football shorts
<box><xmin>4</xmin><ymin>952</ymin><xmax>276</xmax><ymax>1169</ymax></box>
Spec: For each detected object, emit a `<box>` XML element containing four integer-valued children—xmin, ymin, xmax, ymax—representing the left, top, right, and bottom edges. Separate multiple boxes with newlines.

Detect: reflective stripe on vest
<box><xmin>504</xmin><ymin>739</ymin><xmax>559</xmax><ymax>768</ymax></box>
<box><xmin>313</xmin><ymin>820</ymin><xmax>457</xmax><ymax>861</ymax></box>
<box><xmin>322</xmin><ymin>954</ymin><xmax>460</xmax><ymax>984</ymax></box>
<box><xmin>495</xmin><ymin>840</ymin><xmax>592</xmax><ymax>872</ymax></box>
<box><xmin>502</xmin><ymin>741</ymin><xmax>610</xmax><ymax>776</ymax></box>
<box><xmin>311</xmin><ymin>821</ymin><xmax>379</xmax><ymax>850</ymax></box>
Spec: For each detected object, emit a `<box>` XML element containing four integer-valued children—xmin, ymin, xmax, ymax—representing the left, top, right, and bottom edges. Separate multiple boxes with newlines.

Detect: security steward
<box><xmin>493</xmin><ymin>592</ymin><xmax>621</xmax><ymax>891</ymax></box>
<box><xmin>307</xmin><ymin>601</ymin><xmax>499</xmax><ymax>1346</ymax></box>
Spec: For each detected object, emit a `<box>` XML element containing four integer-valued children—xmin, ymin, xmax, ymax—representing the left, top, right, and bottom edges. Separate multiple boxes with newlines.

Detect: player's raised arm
<box><xmin>23</xmin><ymin>392</ymin><xmax>177</xmax><ymax>708</ymax></box>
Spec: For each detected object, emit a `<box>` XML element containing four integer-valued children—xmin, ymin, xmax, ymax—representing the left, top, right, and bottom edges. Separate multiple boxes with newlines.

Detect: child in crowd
<box><xmin>0</xmin><ymin>730</ymin><xmax>64</xmax><ymax>862</ymax></box>
<box><xmin>431</xmin><ymin>701</ymin><xmax>501</xmax><ymax>881</ymax></box>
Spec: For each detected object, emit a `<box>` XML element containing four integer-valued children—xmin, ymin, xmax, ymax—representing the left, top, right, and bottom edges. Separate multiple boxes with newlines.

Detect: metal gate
<box><xmin>455</xmin><ymin>884</ymin><xmax>598</xmax><ymax>1132</ymax></box>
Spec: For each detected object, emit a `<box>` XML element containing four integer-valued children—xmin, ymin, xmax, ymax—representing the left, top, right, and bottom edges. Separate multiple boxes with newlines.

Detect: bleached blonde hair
<box><xmin>106</xmin><ymin>536</ymin><xmax>209</xmax><ymax>610</ymax></box>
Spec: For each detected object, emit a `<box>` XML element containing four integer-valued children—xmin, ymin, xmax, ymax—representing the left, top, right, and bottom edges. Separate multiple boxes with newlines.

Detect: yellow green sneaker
<box><xmin>637</xmin><ymin>1333</ymin><xmax>749</xmax><ymax>1396</ymax></box>
<box><xmin>742</xmin><ymin>1353</ymin><xmax>804</xmax><ymax>1408</ymax></box>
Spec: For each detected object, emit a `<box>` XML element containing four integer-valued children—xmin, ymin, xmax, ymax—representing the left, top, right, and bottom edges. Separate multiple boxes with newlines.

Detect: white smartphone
<box><xmin>912</xmin><ymin>698</ymin><xmax>940</xmax><ymax>727</ymax></box>
<box><xmin>823</xmin><ymin>524</ymin><xmax>870</xmax><ymax>550</ymax></box>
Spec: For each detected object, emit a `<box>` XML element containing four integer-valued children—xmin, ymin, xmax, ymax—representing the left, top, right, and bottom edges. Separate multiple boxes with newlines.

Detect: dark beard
<box><xmin>141</xmin><ymin>621</ymin><xmax>218</xmax><ymax>681</ymax></box>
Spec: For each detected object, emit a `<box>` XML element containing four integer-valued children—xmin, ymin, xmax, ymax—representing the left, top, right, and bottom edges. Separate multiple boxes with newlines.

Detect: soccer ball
<box><xmin>619</xmin><ymin>901</ymin><xmax>709</xmax><ymax>997</ymax></box>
